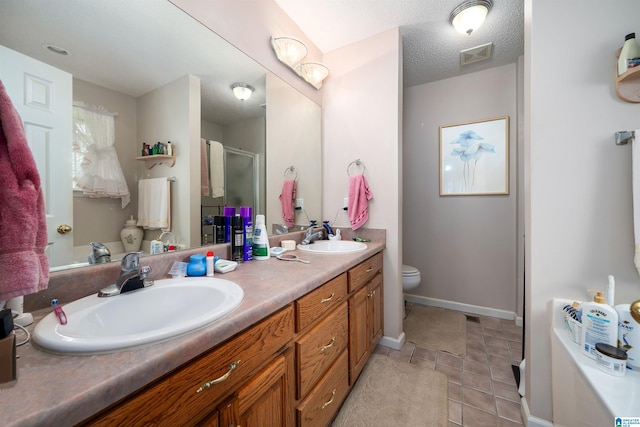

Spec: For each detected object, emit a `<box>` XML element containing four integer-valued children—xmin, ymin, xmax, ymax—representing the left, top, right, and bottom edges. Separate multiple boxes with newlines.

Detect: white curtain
<box><xmin>72</xmin><ymin>103</ymin><xmax>130</xmax><ymax>208</ymax></box>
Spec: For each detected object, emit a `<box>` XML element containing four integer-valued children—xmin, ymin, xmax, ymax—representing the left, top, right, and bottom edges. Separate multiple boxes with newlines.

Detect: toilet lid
<box><xmin>402</xmin><ymin>264</ymin><xmax>419</xmax><ymax>276</ymax></box>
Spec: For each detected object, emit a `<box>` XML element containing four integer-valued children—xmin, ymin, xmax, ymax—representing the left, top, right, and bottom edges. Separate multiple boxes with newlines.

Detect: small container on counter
<box><xmin>595</xmin><ymin>343</ymin><xmax>627</xmax><ymax>376</ymax></box>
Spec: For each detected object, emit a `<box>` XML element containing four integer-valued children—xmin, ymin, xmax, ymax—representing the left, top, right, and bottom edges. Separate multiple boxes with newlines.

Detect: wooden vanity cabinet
<box><xmin>347</xmin><ymin>252</ymin><xmax>383</xmax><ymax>384</ymax></box>
<box><xmin>82</xmin><ymin>305</ymin><xmax>294</xmax><ymax>427</ymax></box>
<box><xmin>80</xmin><ymin>251</ymin><xmax>384</xmax><ymax>427</ymax></box>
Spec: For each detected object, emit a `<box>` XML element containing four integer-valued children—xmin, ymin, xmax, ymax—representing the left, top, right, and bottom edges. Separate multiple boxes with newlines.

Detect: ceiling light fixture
<box><xmin>271</xmin><ymin>36</ymin><xmax>329</xmax><ymax>90</ymax></box>
<box><xmin>231</xmin><ymin>82</ymin><xmax>254</xmax><ymax>101</ymax></box>
<box><xmin>450</xmin><ymin>0</ymin><xmax>493</xmax><ymax>35</ymax></box>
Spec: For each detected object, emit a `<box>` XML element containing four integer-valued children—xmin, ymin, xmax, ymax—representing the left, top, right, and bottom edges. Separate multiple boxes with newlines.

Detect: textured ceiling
<box><xmin>275</xmin><ymin>0</ymin><xmax>524</xmax><ymax>87</ymax></box>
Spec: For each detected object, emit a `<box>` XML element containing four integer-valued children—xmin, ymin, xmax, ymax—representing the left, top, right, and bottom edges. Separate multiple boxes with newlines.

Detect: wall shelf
<box><xmin>136</xmin><ymin>154</ymin><xmax>175</xmax><ymax>169</ymax></box>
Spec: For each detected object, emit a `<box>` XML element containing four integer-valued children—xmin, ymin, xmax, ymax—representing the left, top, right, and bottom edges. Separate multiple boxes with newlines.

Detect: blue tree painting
<box><xmin>440</xmin><ymin>117</ymin><xmax>509</xmax><ymax>195</ymax></box>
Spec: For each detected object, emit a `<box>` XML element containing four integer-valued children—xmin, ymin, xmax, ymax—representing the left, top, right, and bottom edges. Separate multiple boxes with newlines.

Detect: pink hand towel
<box><xmin>0</xmin><ymin>80</ymin><xmax>49</xmax><ymax>301</ymax></box>
<box><xmin>279</xmin><ymin>179</ymin><xmax>297</xmax><ymax>227</ymax></box>
<box><xmin>348</xmin><ymin>174</ymin><xmax>373</xmax><ymax>230</ymax></box>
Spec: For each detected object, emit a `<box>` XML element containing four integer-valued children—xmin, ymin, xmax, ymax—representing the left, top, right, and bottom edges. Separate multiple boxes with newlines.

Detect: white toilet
<box><xmin>402</xmin><ymin>264</ymin><xmax>421</xmax><ymax>292</ymax></box>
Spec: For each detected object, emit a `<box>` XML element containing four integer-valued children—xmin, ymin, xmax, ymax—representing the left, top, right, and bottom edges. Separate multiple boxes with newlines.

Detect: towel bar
<box><xmin>284</xmin><ymin>166</ymin><xmax>297</xmax><ymax>180</ymax></box>
<box><xmin>615</xmin><ymin>130</ymin><xmax>635</xmax><ymax>145</ymax></box>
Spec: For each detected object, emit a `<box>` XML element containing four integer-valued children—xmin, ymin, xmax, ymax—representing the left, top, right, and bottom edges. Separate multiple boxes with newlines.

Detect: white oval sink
<box><xmin>297</xmin><ymin>240</ymin><xmax>367</xmax><ymax>254</ymax></box>
<box><xmin>33</xmin><ymin>277</ymin><xmax>244</xmax><ymax>354</ymax></box>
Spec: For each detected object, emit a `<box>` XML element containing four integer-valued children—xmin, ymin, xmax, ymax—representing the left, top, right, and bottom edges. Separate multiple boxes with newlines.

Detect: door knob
<box><xmin>56</xmin><ymin>224</ymin><xmax>72</xmax><ymax>234</ymax></box>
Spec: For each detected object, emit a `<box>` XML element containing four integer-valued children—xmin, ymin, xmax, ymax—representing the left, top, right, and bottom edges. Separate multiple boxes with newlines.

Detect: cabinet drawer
<box><xmin>295</xmin><ymin>273</ymin><xmax>347</xmax><ymax>332</ymax></box>
<box><xmin>296</xmin><ymin>350</ymin><xmax>349</xmax><ymax>427</ymax></box>
<box><xmin>87</xmin><ymin>305</ymin><xmax>294</xmax><ymax>427</ymax></box>
<box><xmin>347</xmin><ymin>252</ymin><xmax>383</xmax><ymax>293</ymax></box>
<box><xmin>296</xmin><ymin>302</ymin><xmax>348</xmax><ymax>399</ymax></box>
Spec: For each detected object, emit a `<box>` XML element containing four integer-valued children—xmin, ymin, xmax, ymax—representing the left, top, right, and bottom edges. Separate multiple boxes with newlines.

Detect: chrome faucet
<box><xmin>88</xmin><ymin>242</ymin><xmax>111</xmax><ymax>264</ymax></box>
<box><xmin>98</xmin><ymin>252</ymin><xmax>153</xmax><ymax>297</ymax></box>
<box><xmin>301</xmin><ymin>225</ymin><xmax>324</xmax><ymax>245</ymax></box>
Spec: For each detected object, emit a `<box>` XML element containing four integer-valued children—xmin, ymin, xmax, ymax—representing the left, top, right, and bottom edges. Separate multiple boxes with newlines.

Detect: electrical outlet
<box><xmin>295</xmin><ymin>198</ymin><xmax>304</xmax><ymax>210</ymax></box>
<box><xmin>343</xmin><ymin>197</ymin><xmax>349</xmax><ymax>210</ymax></box>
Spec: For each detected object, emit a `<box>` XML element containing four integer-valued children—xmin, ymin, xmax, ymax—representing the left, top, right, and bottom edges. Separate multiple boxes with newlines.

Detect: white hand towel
<box><xmin>633</xmin><ymin>131</ymin><xmax>640</xmax><ymax>275</ymax></box>
<box><xmin>209</xmin><ymin>140</ymin><xmax>224</xmax><ymax>198</ymax></box>
<box><xmin>201</xmin><ymin>138</ymin><xmax>209</xmax><ymax>196</ymax></box>
<box><xmin>137</xmin><ymin>178</ymin><xmax>171</xmax><ymax>230</ymax></box>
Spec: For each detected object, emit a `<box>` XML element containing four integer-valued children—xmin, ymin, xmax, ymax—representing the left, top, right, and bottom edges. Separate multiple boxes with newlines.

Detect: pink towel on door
<box><xmin>279</xmin><ymin>179</ymin><xmax>297</xmax><ymax>227</ymax></box>
<box><xmin>0</xmin><ymin>80</ymin><xmax>49</xmax><ymax>301</ymax></box>
<box><xmin>348</xmin><ymin>174</ymin><xmax>373</xmax><ymax>230</ymax></box>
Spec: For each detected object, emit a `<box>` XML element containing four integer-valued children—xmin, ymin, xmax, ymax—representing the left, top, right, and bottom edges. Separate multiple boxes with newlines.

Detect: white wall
<box><xmin>137</xmin><ymin>74</ymin><xmax>201</xmax><ymax>248</ymax></box>
<box><xmin>266</xmin><ymin>73</ymin><xmax>322</xmax><ymax>230</ymax></box>
<box><xmin>322</xmin><ymin>29</ymin><xmax>404</xmax><ymax>347</ymax></box>
<box><xmin>403</xmin><ymin>64</ymin><xmax>518</xmax><ymax>315</ymax></box>
<box><xmin>526</xmin><ymin>0</ymin><xmax>640</xmax><ymax>422</ymax></box>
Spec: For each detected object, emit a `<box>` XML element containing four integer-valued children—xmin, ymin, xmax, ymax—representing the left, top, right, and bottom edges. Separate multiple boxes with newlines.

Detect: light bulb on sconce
<box><xmin>231</xmin><ymin>82</ymin><xmax>254</xmax><ymax>101</ymax></box>
<box><xmin>450</xmin><ymin>0</ymin><xmax>493</xmax><ymax>35</ymax></box>
<box><xmin>271</xmin><ymin>36</ymin><xmax>329</xmax><ymax>90</ymax></box>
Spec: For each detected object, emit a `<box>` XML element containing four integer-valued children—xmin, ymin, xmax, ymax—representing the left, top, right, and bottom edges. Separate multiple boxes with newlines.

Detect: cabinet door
<box><xmin>348</xmin><ymin>285</ymin><xmax>369</xmax><ymax>384</ymax></box>
<box><xmin>235</xmin><ymin>351</ymin><xmax>294</xmax><ymax>427</ymax></box>
<box><xmin>368</xmin><ymin>273</ymin><xmax>383</xmax><ymax>348</ymax></box>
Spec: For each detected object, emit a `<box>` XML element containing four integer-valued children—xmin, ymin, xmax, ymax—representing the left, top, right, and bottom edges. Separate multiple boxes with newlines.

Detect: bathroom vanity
<box><xmin>2</xmin><ymin>233</ymin><xmax>385</xmax><ymax>427</ymax></box>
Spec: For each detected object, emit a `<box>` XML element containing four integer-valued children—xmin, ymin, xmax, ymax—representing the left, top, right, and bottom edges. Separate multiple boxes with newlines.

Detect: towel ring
<box><xmin>347</xmin><ymin>159</ymin><xmax>366</xmax><ymax>176</ymax></box>
<box><xmin>284</xmin><ymin>166</ymin><xmax>297</xmax><ymax>180</ymax></box>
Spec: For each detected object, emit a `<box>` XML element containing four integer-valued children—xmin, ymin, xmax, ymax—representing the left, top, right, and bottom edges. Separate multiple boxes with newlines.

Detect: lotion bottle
<box><xmin>581</xmin><ymin>290</ymin><xmax>619</xmax><ymax>359</ymax></box>
<box><xmin>618</xmin><ymin>33</ymin><xmax>640</xmax><ymax>75</ymax></box>
<box><xmin>252</xmin><ymin>214</ymin><xmax>270</xmax><ymax>260</ymax></box>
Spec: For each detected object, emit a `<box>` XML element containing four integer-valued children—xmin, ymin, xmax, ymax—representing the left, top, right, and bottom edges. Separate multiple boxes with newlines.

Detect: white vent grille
<box><xmin>460</xmin><ymin>42</ymin><xmax>493</xmax><ymax>66</ymax></box>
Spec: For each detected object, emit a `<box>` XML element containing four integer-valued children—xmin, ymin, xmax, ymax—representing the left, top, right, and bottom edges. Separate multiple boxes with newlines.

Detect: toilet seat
<box><xmin>402</xmin><ymin>264</ymin><xmax>420</xmax><ymax>277</ymax></box>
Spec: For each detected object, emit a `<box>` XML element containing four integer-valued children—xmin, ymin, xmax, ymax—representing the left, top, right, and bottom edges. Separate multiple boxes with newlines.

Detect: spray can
<box><xmin>240</xmin><ymin>206</ymin><xmax>253</xmax><ymax>261</ymax></box>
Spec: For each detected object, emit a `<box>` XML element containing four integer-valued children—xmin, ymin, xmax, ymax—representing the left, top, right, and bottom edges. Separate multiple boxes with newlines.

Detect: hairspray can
<box><xmin>240</xmin><ymin>206</ymin><xmax>253</xmax><ymax>261</ymax></box>
<box><xmin>223</xmin><ymin>206</ymin><xmax>236</xmax><ymax>243</ymax></box>
<box><xmin>231</xmin><ymin>215</ymin><xmax>244</xmax><ymax>262</ymax></box>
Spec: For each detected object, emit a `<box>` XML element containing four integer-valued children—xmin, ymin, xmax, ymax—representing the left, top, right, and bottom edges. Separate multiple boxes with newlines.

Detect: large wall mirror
<box><xmin>0</xmin><ymin>0</ymin><xmax>321</xmax><ymax>271</ymax></box>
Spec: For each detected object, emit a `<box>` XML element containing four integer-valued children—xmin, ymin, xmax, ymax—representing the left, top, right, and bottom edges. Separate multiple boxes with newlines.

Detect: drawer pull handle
<box><xmin>320</xmin><ymin>293</ymin><xmax>335</xmax><ymax>303</ymax></box>
<box><xmin>320</xmin><ymin>336</ymin><xmax>336</xmax><ymax>352</ymax></box>
<box><xmin>365</xmin><ymin>267</ymin><xmax>374</xmax><ymax>273</ymax></box>
<box><xmin>196</xmin><ymin>360</ymin><xmax>241</xmax><ymax>393</ymax></box>
<box><xmin>321</xmin><ymin>389</ymin><xmax>337</xmax><ymax>409</ymax></box>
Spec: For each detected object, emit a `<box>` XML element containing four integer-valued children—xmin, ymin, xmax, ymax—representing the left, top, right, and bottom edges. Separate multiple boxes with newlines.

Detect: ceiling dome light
<box><xmin>450</xmin><ymin>0</ymin><xmax>493</xmax><ymax>35</ymax></box>
<box><xmin>231</xmin><ymin>82</ymin><xmax>254</xmax><ymax>101</ymax></box>
<box><xmin>271</xmin><ymin>36</ymin><xmax>308</xmax><ymax>69</ymax></box>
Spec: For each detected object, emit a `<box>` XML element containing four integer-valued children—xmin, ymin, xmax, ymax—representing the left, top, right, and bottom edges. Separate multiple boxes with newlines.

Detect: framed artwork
<box><xmin>439</xmin><ymin>116</ymin><xmax>509</xmax><ymax>196</ymax></box>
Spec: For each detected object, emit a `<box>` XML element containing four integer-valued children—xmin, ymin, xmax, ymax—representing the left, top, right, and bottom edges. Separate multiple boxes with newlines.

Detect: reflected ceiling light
<box><xmin>297</xmin><ymin>62</ymin><xmax>330</xmax><ymax>90</ymax></box>
<box><xmin>450</xmin><ymin>0</ymin><xmax>493</xmax><ymax>35</ymax></box>
<box><xmin>231</xmin><ymin>82</ymin><xmax>254</xmax><ymax>101</ymax></box>
<box><xmin>271</xmin><ymin>36</ymin><xmax>308</xmax><ymax>69</ymax></box>
<box><xmin>271</xmin><ymin>36</ymin><xmax>329</xmax><ymax>90</ymax></box>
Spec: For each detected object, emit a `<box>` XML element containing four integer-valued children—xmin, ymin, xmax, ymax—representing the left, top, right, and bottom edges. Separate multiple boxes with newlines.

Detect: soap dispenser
<box><xmin>581</xmin><ymin>290</ymin><xmax>619</xmax><ymax>359</ymax></box>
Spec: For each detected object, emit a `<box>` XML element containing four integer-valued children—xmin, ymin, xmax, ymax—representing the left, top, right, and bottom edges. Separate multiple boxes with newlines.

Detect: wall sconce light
<box><xmin>271</xmin><ymin>36</ymin><xmax>329</xmax><ymax>90</ymax></box>
<box><xmin>231</xmin><ymin>82</ymin><xmax>254</xmax><ymax>101</ymax></box>
<box><xmin>450</xmin><ymin>0</ymin><xmax>493</xmax><ymax>35</ymax></box>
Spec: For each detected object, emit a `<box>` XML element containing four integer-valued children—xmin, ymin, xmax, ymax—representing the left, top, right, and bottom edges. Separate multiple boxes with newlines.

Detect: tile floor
<box><xmin>374</xmin><ymin>303</ymin><xmax>524</xmax><ymax>427</ymax></box>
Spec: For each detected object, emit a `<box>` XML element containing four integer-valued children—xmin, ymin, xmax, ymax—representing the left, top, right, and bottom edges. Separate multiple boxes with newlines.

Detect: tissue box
<box><xmin>0</xmin><ymin>333</ymin><xmax>16</xmax><ymax>386</ymax></box>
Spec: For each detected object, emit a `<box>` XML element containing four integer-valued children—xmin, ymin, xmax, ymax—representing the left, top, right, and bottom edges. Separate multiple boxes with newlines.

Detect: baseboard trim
<box><xmin>405</xmin><ymin>294</ymin><xmax>518</xmax><ymax>321</ymax></box>
<box><xmin>520</xmin><ymin>396</ymin><xmax>553</xmax><ymax>427</ymax></box>
<box><xmin>379</xmin><ymin>332</ymin><xmax>405</xmax><ymax>351</ymax></box>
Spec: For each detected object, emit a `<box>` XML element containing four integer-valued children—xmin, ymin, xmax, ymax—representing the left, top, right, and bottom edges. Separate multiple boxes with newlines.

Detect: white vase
<box><xmin>120</xmin><ymin>215</ymin><xmax>143</xmax><ymax>252</ymax></box>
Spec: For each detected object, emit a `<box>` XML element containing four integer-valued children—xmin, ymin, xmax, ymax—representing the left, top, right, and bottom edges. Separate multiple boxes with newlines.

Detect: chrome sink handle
<box><xmin>121</xmin><ymin>251</ymin><xmax>143</xmax><ymax>272</ymax></box>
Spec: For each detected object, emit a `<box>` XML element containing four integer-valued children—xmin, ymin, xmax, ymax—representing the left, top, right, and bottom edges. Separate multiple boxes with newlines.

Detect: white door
<box><xmin>0</xmin><ymin>45</ymin><xmax>73</xmax><ymax>267</ymax></box>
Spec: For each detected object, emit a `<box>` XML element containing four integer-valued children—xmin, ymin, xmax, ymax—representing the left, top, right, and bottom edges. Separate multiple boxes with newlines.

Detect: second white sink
<box><xmin>33</xmin><ymin>277</ymin><xmax>244</xmax><ymax>354</ymax></box>
<box><xmin>297</xmin><ymin>240</ymin><xmax>367</xmax><ymax>254</ymax></box>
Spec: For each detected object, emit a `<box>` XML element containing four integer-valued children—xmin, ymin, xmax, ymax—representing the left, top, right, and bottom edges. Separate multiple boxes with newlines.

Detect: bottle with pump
<box><xmin>581</xmin><ymin>289</ymin><xmax>619</xmax><ymax>359</ymax></box>
<box><xmin>252</xmin><ymin>214</ymin><xmax>270</xmax><ymax>260</ymax></box>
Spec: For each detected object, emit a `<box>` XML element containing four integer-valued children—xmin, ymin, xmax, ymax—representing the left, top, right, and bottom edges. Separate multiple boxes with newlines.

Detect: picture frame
<box><xmin>439</xmin><ymin>116</ymin><xmax>509</xmax><ymax>196</ymax></box>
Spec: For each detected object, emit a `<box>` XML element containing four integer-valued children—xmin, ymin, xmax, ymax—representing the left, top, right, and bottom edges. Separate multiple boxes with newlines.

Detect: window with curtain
<box><xmin>72</xmin><ymin>103</ymin><xmax>130</xmax><ymax>208</ymax></box>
